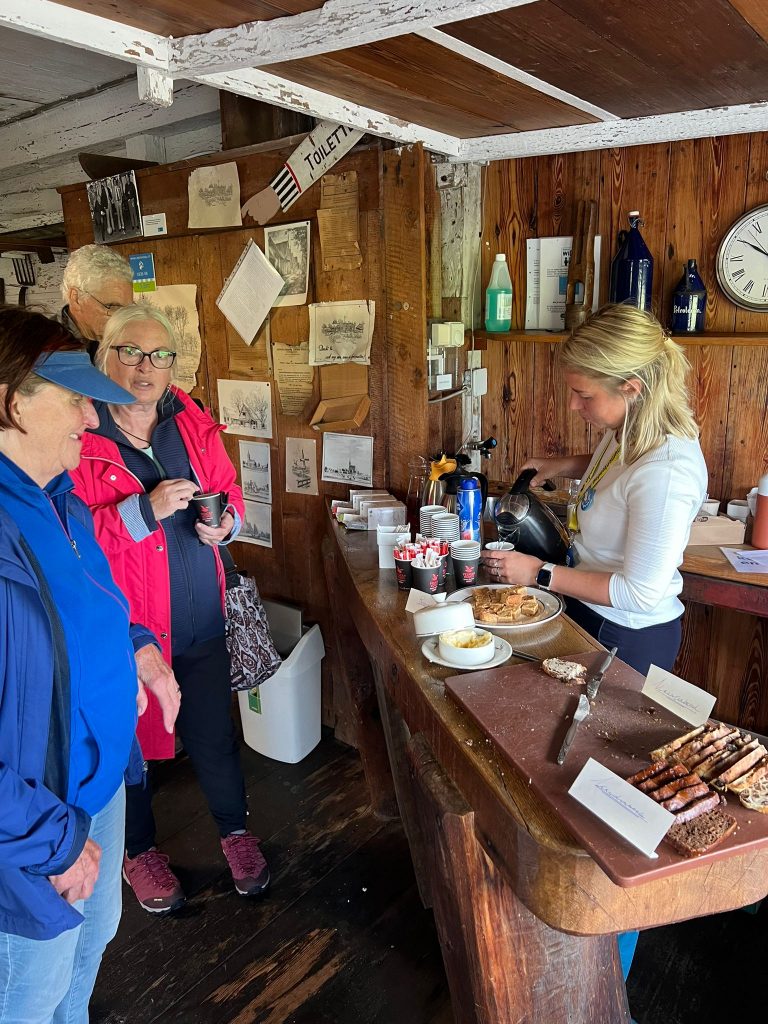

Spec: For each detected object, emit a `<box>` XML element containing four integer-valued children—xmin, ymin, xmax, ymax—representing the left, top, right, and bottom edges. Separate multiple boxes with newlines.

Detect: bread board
<box><xmin>445</xmin><ymin>653</ymin><xmax>768</xmax><ymax>886</ymax></box>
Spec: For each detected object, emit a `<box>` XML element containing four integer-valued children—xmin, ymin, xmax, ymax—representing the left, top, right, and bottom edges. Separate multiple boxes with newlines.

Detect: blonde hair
<box><xmin>559</xmin><ymin>304</ymin><xmax>699</xmax><ymax>464</ymax></box>
<box><xmin>96</xmin><ymin>304</ymin><xmax>178</xmax><ymax>384</ymax></box>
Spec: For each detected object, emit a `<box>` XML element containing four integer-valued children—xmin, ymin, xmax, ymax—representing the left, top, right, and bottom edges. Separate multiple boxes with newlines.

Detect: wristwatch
<box><xmin>536</xmin><ymin>562</ymin><xmax>556</xmax><ymax>590</ymax></box>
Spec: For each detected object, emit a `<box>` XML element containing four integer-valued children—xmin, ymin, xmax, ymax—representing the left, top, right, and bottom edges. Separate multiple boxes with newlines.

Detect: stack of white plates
<box><xmin>430</xmin><ymin>512</ymin><xmax>460</xmax><ymax>543</ymax></box>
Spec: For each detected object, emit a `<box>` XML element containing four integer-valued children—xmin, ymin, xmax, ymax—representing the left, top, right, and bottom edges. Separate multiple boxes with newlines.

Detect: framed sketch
<box><xmin>264</xmin><ymin>220</ymin><xmax>310</xmax><ymax>307</ymax></box>
<box><xmin>239</xmin><ymin>500</ymin><xmax>272</xmax><ymax>547</ymax></box>
<box><xmin>321</xmin><ymin>432</ymin><xmax>373</xmax><ymax>487</ymax></box>
<box><xmin>86</xmin><ymin>171</ymin><xmax>143</xmax><ymax>244</ymax></box>
<box><xmin>217</xmin><ymin>379</ymin><xmax>272</xmax><ymax>438</ymax></box>
<box><xmin>239</xmin><ymin>441</ymin><xmax>271</xmax><ymax>504</ymax></box>
<box><xmin>285</xmin><ymin>437</ymin><xmax>318</xmax><ymax>495</ymax></box>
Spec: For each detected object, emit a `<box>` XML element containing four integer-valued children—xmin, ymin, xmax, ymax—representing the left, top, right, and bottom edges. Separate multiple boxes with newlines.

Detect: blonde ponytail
<box><xmin>559</xmin><ymin>304</ymin><xmax>699</xmax><ymax>464</ymax></box>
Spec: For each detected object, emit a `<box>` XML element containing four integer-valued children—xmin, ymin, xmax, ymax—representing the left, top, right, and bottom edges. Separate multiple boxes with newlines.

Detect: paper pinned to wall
<box><xmin>286</xmin><ymin>436</ymin><xmax>318</xmax><ymax>495</ymax></box>
<box><xmin>216</xmin><ymin>239</ymin><xmax>284</xmax><ymax>345</ymax></box>
<box><xmin>217</xmin><ymin>378</ymin><xmax>273</xmax><ymax>438</ymax></box>
<box><xmin>309</xmin><ymin>299</ymin><xmax>374</xmax><ymax>365</ymax></box>
<box><xmin>317</xmin><ymin>171</ymin><xmax>362</xmax><ymax>271</ymax></box>
<box><xmin>188</xmin><ymin>161</ymin><xmax>242</xmax><ymax>228</ymax></box>
<box><xmin>321</xmin><ymin>432</ymin><xmax>373</xmax><ymax>487</ymax></box>
<box><xmin>135</xmin><ymin>285</ymin><xmax>200</xmax><ymax>393</ymax></box>
<box><xmin>272</xmin><ymin>342</ymin><xmax>315</xmax><ymax>416</ymax></box>
<box><xmin>264</xmin><ymin>221</ymin><xmax>310</xmax><ymax>307</ymax></box>
<box><xmin>239</xmin><ymin>441</ymin><xmax>271</xmax><ymax>504</ymax></box>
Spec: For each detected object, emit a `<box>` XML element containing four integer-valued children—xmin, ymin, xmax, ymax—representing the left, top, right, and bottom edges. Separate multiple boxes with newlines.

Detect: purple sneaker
<box><xmin>221</xmin><ymin>832</ymin><xmax>270</xmax><ymax>896</ymax></box>
<box><xmin>122</xmin><ymin>849</ymin><xmax>185</xmax><ymax>913</ymax></box>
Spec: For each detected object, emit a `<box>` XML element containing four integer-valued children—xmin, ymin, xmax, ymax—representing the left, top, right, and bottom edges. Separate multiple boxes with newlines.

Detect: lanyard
<box><xmin>567</xmin><ymin>436</ymin><xmax>622</xmax><ymax>533</ymax></box>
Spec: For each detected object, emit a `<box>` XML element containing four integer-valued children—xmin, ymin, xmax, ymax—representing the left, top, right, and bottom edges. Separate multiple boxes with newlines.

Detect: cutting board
<box><xmin>445</xmin><ymin>653</ymin><xmax>768</xmax><ymax>887</ymax></box>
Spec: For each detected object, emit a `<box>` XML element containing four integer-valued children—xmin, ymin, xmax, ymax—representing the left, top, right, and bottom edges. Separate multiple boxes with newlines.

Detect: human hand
<box><xmin>480</xmin><ymin>549</ymin><xmax>543</xmax><ymax>587</ymax></box>
<box><xmin>195</xmin><ymin>510</ymin><xmax>235</xmax><ymax>546</ymax></box>
<box><xmin>519</xmin><ymin>457</ymin><xmax>575</xmax><ymax>487</ymax></box>
<box><xmin>135</xmin><ymin>644</ymin><xmax>180</xmax><ymax>733</ymax></box>
<box><xmin>241</xmin><ymin>186</ymin><xmax>281</xmax><ymax>225</ymax></box>
<box><xmin>149</xmin><ymin>479</ymin><xmax>198</xmax><ymax>521</ymax></box>
<box><xmin>49</xmin><ymin>837</ymin><xmax>101</xmax><ymax>904</ymax></box>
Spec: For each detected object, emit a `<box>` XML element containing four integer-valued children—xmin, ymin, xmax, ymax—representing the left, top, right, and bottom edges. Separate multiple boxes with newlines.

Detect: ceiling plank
<box><xmin>169</xmin><ymin>0</ymin><xmax>542</xmax><ymax>77</ymax></box>
<box><xmin>416</xmin><ymin>28</ymin><xmax>619</xmax><ymax>121</ymax></box>
<box><xmin>0</xmin><ymin>0</ymin><xmax>169</xmax><ymax>70</ymax></box>
<box><xmin>728</xmin><ymin>0</ymin><xmax>768</xmax><ymax>42</ymax></box>
<box><xmin>458</xmin><ymin>102</ymin><xmax>768</xmax><ymax>161</ymax></box>
<box><xmin>0</xmin><ymin>79</ymin><xmax>220</xmax><ymax>172</ymax></box>
<box><xmin>195</xmin><ymin>68</ymin><xmax>462</xmax><ymax>155</ymax></box>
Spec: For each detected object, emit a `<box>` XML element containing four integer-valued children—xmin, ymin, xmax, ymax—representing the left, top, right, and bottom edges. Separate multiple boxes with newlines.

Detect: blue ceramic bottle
<box><xmin>671</xmin><ymin>260</ymin><xmax>707</xmax><ymax>334</ymax></box>
<box><xmin>609</xmin><ymin>211</ymin><xmax>654</xmax><ymax>311</ymax></box>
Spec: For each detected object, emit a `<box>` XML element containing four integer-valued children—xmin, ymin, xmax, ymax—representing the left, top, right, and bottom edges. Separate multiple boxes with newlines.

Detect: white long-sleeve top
<box><xmin>571</xmin><ymin>432</ymin><xmax>708</xmax><ymax>628</ymax></box>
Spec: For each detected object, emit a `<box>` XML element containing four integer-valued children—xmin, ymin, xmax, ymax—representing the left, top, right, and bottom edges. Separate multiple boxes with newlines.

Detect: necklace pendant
<box><xmin>581</xmin><ymin>487</ymin><xmax>595</xmax><ymax>511</ymax></box>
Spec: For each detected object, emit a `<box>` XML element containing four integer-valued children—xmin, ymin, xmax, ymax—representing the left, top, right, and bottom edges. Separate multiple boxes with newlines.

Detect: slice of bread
<box><xmin>738</xmin><ymin>775</ymin><xmax>768</xmax><ymax>813</ymax></box>
<box><xmin>665</xmin><ymin>808</ymin><xmax>738</xmax><ymax>857</ymax></box>
<box><xmin>728</xmin><ymin>754</ymin><xmax>768</xmax><ymax>794</ymax></box>
<box><xmin>541</xmin><ymin>658</ymin><xmax>586</xmax><ymax>683</ymax></box>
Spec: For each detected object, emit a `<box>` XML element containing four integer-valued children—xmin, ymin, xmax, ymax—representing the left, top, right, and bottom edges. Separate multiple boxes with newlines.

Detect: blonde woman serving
<box><xmin>481</xmin><ymin>303</ymin><xmax>707</xmax><ymax>677</ymax></box>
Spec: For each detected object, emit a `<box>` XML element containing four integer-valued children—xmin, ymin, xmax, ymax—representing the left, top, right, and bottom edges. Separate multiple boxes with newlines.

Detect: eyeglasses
<box><xmin>83</xmin><ymin>291</ymin><xmax>125</xmax><ymax>315</ymax></box>
<box><xmin>113</xmin><ymin>345</ymin><xmax>177</xmax><ymax>369</ymax></box>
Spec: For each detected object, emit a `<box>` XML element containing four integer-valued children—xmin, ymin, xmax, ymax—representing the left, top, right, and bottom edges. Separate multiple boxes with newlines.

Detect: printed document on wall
<box><xmin>216</xmin><ymin>239</ymin><xmax>284</xmax><ymax>345</ymax></box>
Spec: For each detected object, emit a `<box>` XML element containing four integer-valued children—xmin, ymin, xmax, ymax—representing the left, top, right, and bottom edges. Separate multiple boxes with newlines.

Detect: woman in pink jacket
<box><xmin>71</xmin><ymin>304</ymin><xmax>269</xmax><ymax>914</ymax></box>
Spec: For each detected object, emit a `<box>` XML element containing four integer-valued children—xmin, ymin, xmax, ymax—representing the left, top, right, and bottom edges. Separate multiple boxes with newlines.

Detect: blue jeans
<box><xmin>0</xmin><ymin>785</ymin><xmax>125</xmax><ymax>1024</ymax></box>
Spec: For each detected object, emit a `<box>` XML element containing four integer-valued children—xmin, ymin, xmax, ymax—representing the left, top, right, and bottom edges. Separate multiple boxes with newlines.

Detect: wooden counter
<box><xmin>323</xmin><ymin>514</ymin><xmax>768</xmax><ymax>1024</ymax></box>
<box><xmin>682</xmin><ymin>544</ymin><xmax>768</xmax><ymax>617</ymax></box>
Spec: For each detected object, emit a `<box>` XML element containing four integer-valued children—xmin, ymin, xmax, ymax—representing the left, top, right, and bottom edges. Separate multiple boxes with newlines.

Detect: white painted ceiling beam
<box><xmin>419</xmin><ymin>28</ymin><xmax>619</xmax><ymax>122</ymax></box>
<box><xmin>0</xmin><ymin>0</ymin><xmax>169</xmax><ymax>71</ymax></box>
<box><xmin>0</xmin><ymin>79</ymin><xmax>220</xmax><ymax>172</ymax></box>
<box><xmin>196</xmin><ymin>68</ymin><xmax>461</xmax><ymax>156</ymax></box>
<box><xmin>170</xmin><ymin>0</ymin><xmax>541</xmax><ymax>78</ymax></box>
<box><xmin>457</xmin><ymin>102</ymin><xmax>768</xmax><ymax>162</ymax></box>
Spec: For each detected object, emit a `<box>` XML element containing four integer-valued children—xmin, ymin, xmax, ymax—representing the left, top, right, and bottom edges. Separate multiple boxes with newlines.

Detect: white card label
<box><xmin>142</xmin><ymin>212</ymin><xmax>167</xmax><ymax>236</ymax></box>
<box><xmin>569</xmin><ymin>758</ymin><xmax>674</xmax><ymax>858</ymax></box>
<box><xmin>641</xmin><ymin>664</ymin><xmax>716</xmax><ymax>726</ymax></box>
<box><xmin>405</xmin><ymin>590</ymin><xmax>438</xmax><ymax>613</ymax></box>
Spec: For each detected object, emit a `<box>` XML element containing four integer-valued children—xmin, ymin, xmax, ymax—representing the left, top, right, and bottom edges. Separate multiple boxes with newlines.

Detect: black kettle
<box><xmin>494</xmin><ymin>468</ymin><xmax>570</xmax><ymax>564</ymax></box>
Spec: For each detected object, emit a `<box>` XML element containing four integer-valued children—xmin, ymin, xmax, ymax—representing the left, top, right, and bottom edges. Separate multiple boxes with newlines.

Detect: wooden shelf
<box><xmin>465</xmin><ymin>329</ymin><xmax>768</xmax><ymax>347</ymax></box>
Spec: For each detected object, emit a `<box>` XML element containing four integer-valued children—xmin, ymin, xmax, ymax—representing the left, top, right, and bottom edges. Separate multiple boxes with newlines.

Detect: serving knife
<box><xmin>556</xmin><ymin>693</ymin><xmax>590</xmax><ymax>766</ymax></box>
<box><xmin>585</xmin><ymin>646</ymin><xmax>618</xmax><ymax>701</ymax></box>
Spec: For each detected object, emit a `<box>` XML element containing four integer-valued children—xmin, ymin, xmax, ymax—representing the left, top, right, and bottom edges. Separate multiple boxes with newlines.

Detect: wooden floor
<box><xmin>92</xmin><ymin>731</ymin><xmax>767</xmax><ymax>1024</ymax></box>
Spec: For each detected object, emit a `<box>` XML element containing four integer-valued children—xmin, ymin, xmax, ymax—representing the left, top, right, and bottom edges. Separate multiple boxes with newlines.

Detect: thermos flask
<box><xmin>456</xmin><ymin>477</ymin><xmax>482</xmax><ymax>542</ymax></box>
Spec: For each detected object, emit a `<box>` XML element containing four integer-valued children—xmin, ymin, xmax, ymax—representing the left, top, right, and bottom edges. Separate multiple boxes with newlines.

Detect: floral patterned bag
<box><xmin>219</xmin><ymin>547</ymin><xmax>282</xmax><ymax>691</ymax></box>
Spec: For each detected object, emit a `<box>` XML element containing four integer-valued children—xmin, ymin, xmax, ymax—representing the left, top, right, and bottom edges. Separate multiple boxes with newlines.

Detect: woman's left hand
<box><xmin>195</xmin><ymin>511</ymin><xmax>235</xmax><ymax>546</ymax></box>
<box><xmin>479</xmin><ymin>549</ymin><xmax>543</xmax><ymax>587</ymax></box>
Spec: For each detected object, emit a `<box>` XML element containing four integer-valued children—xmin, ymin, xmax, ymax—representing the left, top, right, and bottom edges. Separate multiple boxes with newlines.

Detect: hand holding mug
<box><xmin>196</xmin><ymin>510</ymin><xmax>235</xmax><ymax>546</ymax></box>
<box><xmin>149</xmin><ymin>479</ymin><xmax>198</xmax><ymax>520</ymax></box>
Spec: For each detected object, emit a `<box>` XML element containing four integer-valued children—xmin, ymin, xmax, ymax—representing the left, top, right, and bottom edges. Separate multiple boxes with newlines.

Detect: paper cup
<box><xmin>484</xmin><ymin>541</ymin><xmax>515</xmax><ymax>551</ymax></box>
<box><xmin>190</xmin><ymin>490</ymin><xmax>225</xmax><ymax>527</ymax></box>
<box><xmin>727</xmin><ymin>499</ymin><xmax>749</xmax><ymax>523</ymax></box>
<box><xmin>394</xmin><ymin>555</ymin><xmax>413</xmax><ymax>591</ymax></box>
<box><xmin>419</xmin><ymin>505</ymin><xmax>444</xmax><ymax>537</ymax></box>
<box><xmin>453</xmin><ymin>556</ymin><xmax>479</xmax><ymax>587</ymax></box>
<box><xmin>411</xmin><ymin>563</ymin><xmax>443</xmax><ymax>595</ymax></box>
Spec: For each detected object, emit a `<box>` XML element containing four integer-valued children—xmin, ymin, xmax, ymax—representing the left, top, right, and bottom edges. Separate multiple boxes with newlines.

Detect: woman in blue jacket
<box><xmin>0</xmin><ymin>307</ymin><xmax>180</xmax><ymax>1023</ymax></box>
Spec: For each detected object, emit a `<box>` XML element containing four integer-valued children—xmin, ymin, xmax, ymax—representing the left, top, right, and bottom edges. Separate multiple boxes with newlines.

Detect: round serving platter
<box><xmin>421</xmin><ymin>635</ymin><xmax>513</xmax><ymax>671</ymax></box>
<box><xmin>446</xmin><ymin>583</ymin><xmax>563</xmax><ymax>630</ymax></box>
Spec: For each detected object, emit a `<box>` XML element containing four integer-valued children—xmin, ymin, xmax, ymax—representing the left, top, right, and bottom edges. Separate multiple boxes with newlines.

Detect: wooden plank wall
<box><xmin>475</xmin><ymin>134</ymin><xmax>768</xmax><ymax>730</ymax></box>
<box><xmin>60</xmin><ymin>142</ymin><xmax>430</xmax><ymax>733</ymax></box>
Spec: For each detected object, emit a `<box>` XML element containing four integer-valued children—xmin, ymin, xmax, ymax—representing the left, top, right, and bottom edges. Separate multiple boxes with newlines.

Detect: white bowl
<box><xmin>438</xmin><ymin>628</ymin><xmax>495</xmax><ymax>666</ymax></box>
<box><xmin>727</xmin><ymin>499</ymin><xmax>749</xmax><ymax>523</ymax></box>
<box><xmin>413</xmin><ymin>601</ymin><xmax>474</xmax><ymax>637</ymax></box>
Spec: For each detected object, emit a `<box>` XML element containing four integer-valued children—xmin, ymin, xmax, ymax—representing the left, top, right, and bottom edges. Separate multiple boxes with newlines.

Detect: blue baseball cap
<box><xmin>33</xmin><ymin>350</ymin><xmax>135</xmax><ymax>405</ymax></box>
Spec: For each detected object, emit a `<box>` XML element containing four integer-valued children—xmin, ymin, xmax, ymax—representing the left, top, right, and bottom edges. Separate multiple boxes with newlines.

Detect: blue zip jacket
<box><xmin>0</xmin><ymin>453</ymin><xmax>154</xmax><ymax>939</ymax></box>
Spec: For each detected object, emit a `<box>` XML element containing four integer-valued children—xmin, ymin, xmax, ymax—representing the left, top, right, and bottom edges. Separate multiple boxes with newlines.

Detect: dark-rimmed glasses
<box><xmin>113</xmin><ymin>345</ymin><xmax>177</xmax><ymax>369</ymax></box>
<box><xmin>83</xmin><ymin>291</ymin><xmax>125</xmax><ymax>315</ymax></box>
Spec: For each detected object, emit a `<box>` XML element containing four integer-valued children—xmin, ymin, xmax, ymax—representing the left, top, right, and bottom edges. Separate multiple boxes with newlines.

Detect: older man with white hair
<box><xmin>60</xmin><ymin>244</ymin><xmax>134</xmax><ymax>358</ymax></box>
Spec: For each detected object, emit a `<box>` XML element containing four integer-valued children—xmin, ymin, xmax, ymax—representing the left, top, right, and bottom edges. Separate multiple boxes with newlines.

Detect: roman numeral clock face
<box><xmin>716</xmin><ymin>204</ymin><xmax>768</xmax><ymax>310</ymax></box>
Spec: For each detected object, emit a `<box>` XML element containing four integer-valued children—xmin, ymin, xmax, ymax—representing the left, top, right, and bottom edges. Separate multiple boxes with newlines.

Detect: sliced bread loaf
<box><xmin>665</xmin><ymin>807</ymin><xmax>737</xmax><ymax>857</ymax></box>
<box><xmin>739</xmin><ymin>775</ymin><xmax>768</xmax><ymax>813</ymax></box>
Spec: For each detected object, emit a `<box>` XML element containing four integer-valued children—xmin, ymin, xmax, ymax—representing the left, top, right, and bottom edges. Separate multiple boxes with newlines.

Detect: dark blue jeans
<box><xmin>565</xmin><ymin>599</ymin><xmax>683</xmax><ymax>981</ymax></box>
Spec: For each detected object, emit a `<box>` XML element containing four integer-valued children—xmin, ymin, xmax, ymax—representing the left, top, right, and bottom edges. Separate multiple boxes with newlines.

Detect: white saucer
<box><xmin>421</xmin><ymin>635</ymin><xmax>513</xmax><ymax>671</ymax></box>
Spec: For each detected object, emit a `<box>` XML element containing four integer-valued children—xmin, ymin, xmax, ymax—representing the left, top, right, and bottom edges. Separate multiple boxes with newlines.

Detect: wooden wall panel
<box><xmin>481</xmin><ymin>159</ymin><xmax>536</xmax><ymax>332</ymax></box>
<box><xmin>62</xmin><ymin>144</ymin><xmax>390</xmax><ymax>734</ymax></box>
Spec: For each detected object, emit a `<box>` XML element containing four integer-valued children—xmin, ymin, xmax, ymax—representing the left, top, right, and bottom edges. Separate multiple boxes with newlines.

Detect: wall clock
<box><xmin>716</xmin><ymin>203</ymin><xmax>768</xmax><ymax>311</ymax></box>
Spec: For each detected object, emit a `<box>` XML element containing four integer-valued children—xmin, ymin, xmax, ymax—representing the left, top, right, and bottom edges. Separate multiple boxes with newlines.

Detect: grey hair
<box><xmin>96</xmin><ymin>304</ymin><xmax>178</xmax><ymax>383</ymax></box>
<box><xmin>60</xmin><ymin>244</ymin><xmax>133</xmax><ymax>302</ymax></box>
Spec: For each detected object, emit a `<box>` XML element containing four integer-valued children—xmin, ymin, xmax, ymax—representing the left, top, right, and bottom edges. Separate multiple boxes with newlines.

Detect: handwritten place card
<box><xmin>405</xmin><ymin>590</ymin><xmax>438</xmax><ymax>613</ymax></box>
<box><xmin>569</xmin><ymin>758</ymin><xmax>674</xmax><ymax>858</ymax></box>
<box><xmin>641</xmin><ymin>664</ymin><xmax>717</xmax><ymax>726</ymax></box>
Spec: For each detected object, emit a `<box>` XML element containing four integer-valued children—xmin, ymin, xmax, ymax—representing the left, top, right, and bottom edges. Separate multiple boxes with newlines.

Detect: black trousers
<box><xmin>125</xmin><ymin>635</ymin><xmax>247</xmax><ymax>857</ymax></box>
<box><xmin>565</xmin><ymin>598</ymin><xmax>682</xmax><ymax>675</ymax></box>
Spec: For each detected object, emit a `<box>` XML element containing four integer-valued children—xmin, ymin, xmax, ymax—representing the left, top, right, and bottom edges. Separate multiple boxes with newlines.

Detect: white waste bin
<box><xmin>238</xmin><ymin>619</ymin><xmax>325</xmax><ymax>764</ymax></box>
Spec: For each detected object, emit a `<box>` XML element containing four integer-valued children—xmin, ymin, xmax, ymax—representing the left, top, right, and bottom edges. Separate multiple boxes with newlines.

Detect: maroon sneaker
<box><xmin>220</xmin><ymin>832</ymin><xmax>270</xmax><ymax>896</ymax></box>
<box><xmin>122</xmin><ymin>849</ymin><xmax>185</xmax><ymax>913</ymax></box>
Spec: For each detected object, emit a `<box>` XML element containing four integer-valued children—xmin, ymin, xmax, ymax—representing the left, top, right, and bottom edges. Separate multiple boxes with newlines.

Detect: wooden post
<box><xmin>407</xmin><ymin>733</ymin><xmax>630</xmax><ymax>1024</ymax></box>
